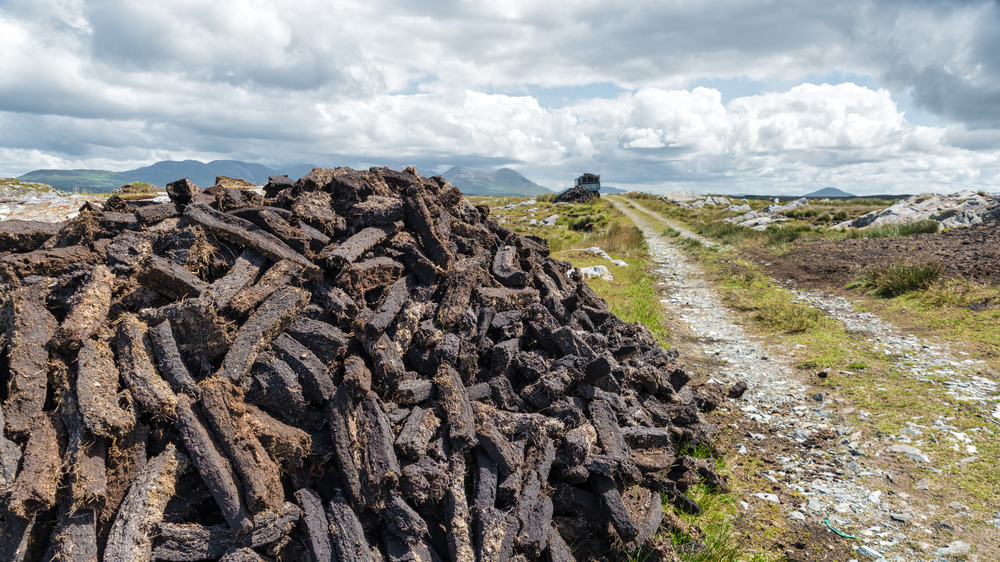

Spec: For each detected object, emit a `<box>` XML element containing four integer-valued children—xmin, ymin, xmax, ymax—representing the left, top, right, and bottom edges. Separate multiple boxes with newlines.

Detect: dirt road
<box><xmin>609</xmin><ymin>195</ymin><xmax>999</xmax><ymax>561</ymax></box>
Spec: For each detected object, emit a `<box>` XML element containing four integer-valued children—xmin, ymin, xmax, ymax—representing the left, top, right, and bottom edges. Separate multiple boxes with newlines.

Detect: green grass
<box><xmin>573</xmin><ymin>256</ymin><xmax>671</xmax><ymax>345</ymax></box>
<box><xmin>0</xmin><ymin>177</ymin><xmax>56</xmax><ymax>193</ymax></box>
<box><xmin>600</xmin><ymin>221</ymin><xmax>647</xmax><ymax>255</ymax></box>
<box><xmin>671</xmin><ymin>486</ymin><xmax>744</xmax><ymax>562</ymax></box>
<box><xmin>848</xmin><ymin>260</ymin><xmax>944</xmax><ymax>297</ymax></box>
<box><xmin>840</xmin><ymin>219</ymin><xmax>940</xmax><ymax>239</ymax></box>
<box><xmin>691</xmin><ymin>219</ymin><xmax>814</xmax><ymax>248</ymax></box>
<box><xmin>713</xmin><ymin>260</ymin><xmax>823</xmax><ymax>334</ymax></box>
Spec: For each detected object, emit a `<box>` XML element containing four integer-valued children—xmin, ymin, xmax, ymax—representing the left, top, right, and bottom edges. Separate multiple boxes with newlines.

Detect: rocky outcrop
<box><xmin>835</xmin><ymin>191</ymin><xmax>1000</xmax><ymax>230</ymax></box>
<box><xmin>721</xmin><ymin>198</ymin><xmax>809</xmax><ymax>230</ymax></box>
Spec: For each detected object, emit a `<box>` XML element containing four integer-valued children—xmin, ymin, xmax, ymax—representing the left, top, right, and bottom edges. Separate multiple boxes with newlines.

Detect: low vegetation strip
<box><xmin>839</xmin><ymin>219</ymin><xmax>939</xmax><ymax>239</ymax></box>
<box><xmin>849</xmin><ymin>260</ymin><xmax>945</xmax><ymax>297</ymax></box>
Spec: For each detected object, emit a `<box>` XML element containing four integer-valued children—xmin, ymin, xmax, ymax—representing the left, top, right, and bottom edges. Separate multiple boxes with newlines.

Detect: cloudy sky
<box><xmin>2</xmin><ymin>0</ymin><xmax>1000</xmax><ymax>194</ymax></box>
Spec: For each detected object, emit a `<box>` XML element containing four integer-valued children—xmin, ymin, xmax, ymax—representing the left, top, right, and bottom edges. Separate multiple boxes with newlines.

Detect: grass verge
<box><xmin>838</xmin><ymin>219</ymin><xmax>939</xmax><ymax>239</ymax></box>
<box><xmin>848</xmin><ymin>260</ymin><xmax>944</xmax><ymax>297</ymax></box>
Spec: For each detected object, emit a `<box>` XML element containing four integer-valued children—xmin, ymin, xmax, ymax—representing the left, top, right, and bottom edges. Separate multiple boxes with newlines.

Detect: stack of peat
<box><xmin>0</xmin><ymin>167</ymin><xmax>732</xmax><ymax>561</ymax></box>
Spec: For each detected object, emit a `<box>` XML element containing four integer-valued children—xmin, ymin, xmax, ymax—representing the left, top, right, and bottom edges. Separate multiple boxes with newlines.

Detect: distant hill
<box><xmin>19</xmin><ymin>160</ymin><xmax>319</xmax><ymax>192</ymax></box>
<box><xmin>126</xmin><ymin>160</ymin><xmax>284</xmax><ymax>187</ymax></box>
<box><xmin>600</xmin><ymin>185</ymin><xmax>628</xmax><ymax>194</ymax></box>
<box><xmin>18</xmin><ymin>169</ymin><xmax>136</xmax><ymax>192</ymax></box>
<box><xmin>441</xmin><ymin>166</ymin><xmax>553</xmax><ymax>196</ymax></box>
<box><xmin>803</xmin><ymin>187</ymin><xmax>856</xmax><ymax>198</ymax></box>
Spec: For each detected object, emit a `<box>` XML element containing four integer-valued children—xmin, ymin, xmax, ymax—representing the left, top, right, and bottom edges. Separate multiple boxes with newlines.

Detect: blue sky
<box><xmin>2</xmin><ymin>0</ymin><xmax>999</xmax><ymax>195</ymax></box>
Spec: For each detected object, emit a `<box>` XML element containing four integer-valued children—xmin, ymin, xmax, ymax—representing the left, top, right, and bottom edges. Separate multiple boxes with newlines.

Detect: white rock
<box><xmin>835</xmin><ymin>191</ymin><xmax>1000</xmax><ymax>230</ymax></box>
<box><xmin>571</xmin><ymin>265</ymin><xmax>613</xmax><ymax>281</ymax></box>
<box><xmin>937</xmin><ymin>540</ymin><xmax>970</xmax><ymax>556</ymax></box>
<box><xmin>704</xmin><ymin>196</ymin><xmax>731</xmax><ymax>207</ymax></box>
<box><xmin>855</xmin><ymin>544</ymin><xmax>884</xmax><ymax>559</ymax></box>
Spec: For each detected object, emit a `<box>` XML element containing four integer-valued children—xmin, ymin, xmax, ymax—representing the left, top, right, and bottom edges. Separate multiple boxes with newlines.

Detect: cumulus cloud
<box><xmin>1</xmin><ymin>0</ymin><xmax>1000</xmax><ymax>193</ymax></box>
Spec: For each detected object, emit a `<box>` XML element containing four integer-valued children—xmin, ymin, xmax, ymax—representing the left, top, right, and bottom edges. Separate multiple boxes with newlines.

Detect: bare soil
<box><xmin>754</xmin><ymin>223</ymin><xmax>1000</xmax><ymax>290</ymax></box>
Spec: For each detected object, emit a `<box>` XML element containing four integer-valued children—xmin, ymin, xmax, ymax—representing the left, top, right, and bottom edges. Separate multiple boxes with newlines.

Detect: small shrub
<box><xmin>841</xmin><ymin>219</ymin><xmax>939</xmax><ymax>240</ymax></box>
<box><xmin>568</xmin><ymin>216</ymin><xmax>595</xmax><ymax>231</ymax></box>
<box><xmin>762</xmin><ymin>227</ymin><xmax>800</xmax><ymax>245</ymax></box>
<box><xmin>626</xmin><ymin>192</ymin><xmax>659</xmax><ymax>200</ymax></box>
<box><xmin>850</xmin><ymin>261</ymin><xmax>944</xmax><ymax>297</ymax></box>
<box><xmin>680</xmin><ymin>237</ymin><xmax>703</xmax><ymax>250</ymax></box>
<box><xmin>114</xmin><ymin>181</ymin><xmax>158</xmax><ymax>199</ymax></box>
<box><xmin>601</xmin><ymin>221</ymin><xmax>647</xmax><ymax>256</ymax></box>
<box><xmin>696</xmin><ymin>220</ymin><xmax>753</xmax><ymax>244</ymax></box>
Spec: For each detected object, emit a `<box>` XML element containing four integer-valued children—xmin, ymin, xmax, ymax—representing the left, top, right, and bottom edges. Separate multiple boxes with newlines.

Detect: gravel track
<box><xmin>609</xmin><ymin>196</ymin><xmax>998</xmax><ymax>561</ymax></box>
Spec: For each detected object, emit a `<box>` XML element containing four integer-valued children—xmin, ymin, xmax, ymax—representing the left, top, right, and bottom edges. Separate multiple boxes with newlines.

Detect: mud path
<box><xmin>608</xmin><ymin>195</ymin><xmax>997</xmax><ymax>561</ymax></box>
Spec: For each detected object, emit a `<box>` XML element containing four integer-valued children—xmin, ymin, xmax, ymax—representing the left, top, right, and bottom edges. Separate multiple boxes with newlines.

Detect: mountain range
<box><xmin>18</xmin><ymin>160</ymin><xmax>318</xmax><ymax>192</ymax></box>
<box><xmin>17</xmin><ymin>160</ymin><xmax>561</xmax><ymax>197</ymax></box>
<box><xmin>802</xmin><ymin>187</ymin><xmax>857</xmax><ymax>198</ymax></box>
<box><xmin>439</xmin><ymin>166</ymin><xmax>553</xmax><ymax>196</ymax></box>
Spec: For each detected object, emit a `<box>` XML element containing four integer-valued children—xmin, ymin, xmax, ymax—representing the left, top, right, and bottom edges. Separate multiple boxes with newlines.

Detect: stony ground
<box><xmin>609</xmin><ymin>196</ymin><xmax>999</xmax><ymax>561</ymax></box>
<box><xmin>0</xmin><ymin>192</ymin><xmax>108</xmax><ymax>222</ymax></box>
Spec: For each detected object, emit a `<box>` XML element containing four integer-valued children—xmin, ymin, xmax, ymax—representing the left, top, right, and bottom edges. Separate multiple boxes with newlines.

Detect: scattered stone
<box><xmin>754</xmin><ymin>493</ymin><xmax>780</xmax><ymax>504</ymax></box>
<box><xmin>886</xmin><ymin>444</ymin><xmax>930</xmax><ymax>463</ymax></box>
<box><xmin>937</xmin><ymin>540</ymin><xmax>971</xmax><ymax>556</ymax></box>
<box><xmin>570</xmin><ymin>265</ymin><xmax>613</xmax><ymax>280</ymax></box>
<box><xmin>889</xmin><ymin>513</ymin><xmax>911</xmax><ymax>523</ymax></box>
<box><xmin>568</xmin><ymin>246</ymin><xmax>628</xmax><ymax>267</ymax></box>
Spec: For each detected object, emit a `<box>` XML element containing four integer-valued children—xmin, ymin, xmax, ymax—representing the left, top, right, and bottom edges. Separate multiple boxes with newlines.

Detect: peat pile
<box><xmin>0</xmin><ymin>167</ymin><xmax>731</xmax><ymax>561</ymax></box>
<box><xmin>553</xmin><ymin>185</ymin><xmax>598</xmax><ymax>204</ymax></box>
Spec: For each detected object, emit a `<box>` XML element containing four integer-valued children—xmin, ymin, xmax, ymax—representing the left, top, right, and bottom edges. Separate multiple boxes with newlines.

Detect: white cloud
<box><xmin>1</xmin><ymin>0</ymin><xmax>1000</xmax><ymax>194</ymax></box>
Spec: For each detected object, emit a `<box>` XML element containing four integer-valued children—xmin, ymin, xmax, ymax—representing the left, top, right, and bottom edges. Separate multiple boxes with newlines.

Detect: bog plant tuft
<box><xmin>850</xmin><ymin>260</ymin><xmax>944</xmax><ymax>297</ymax></box>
